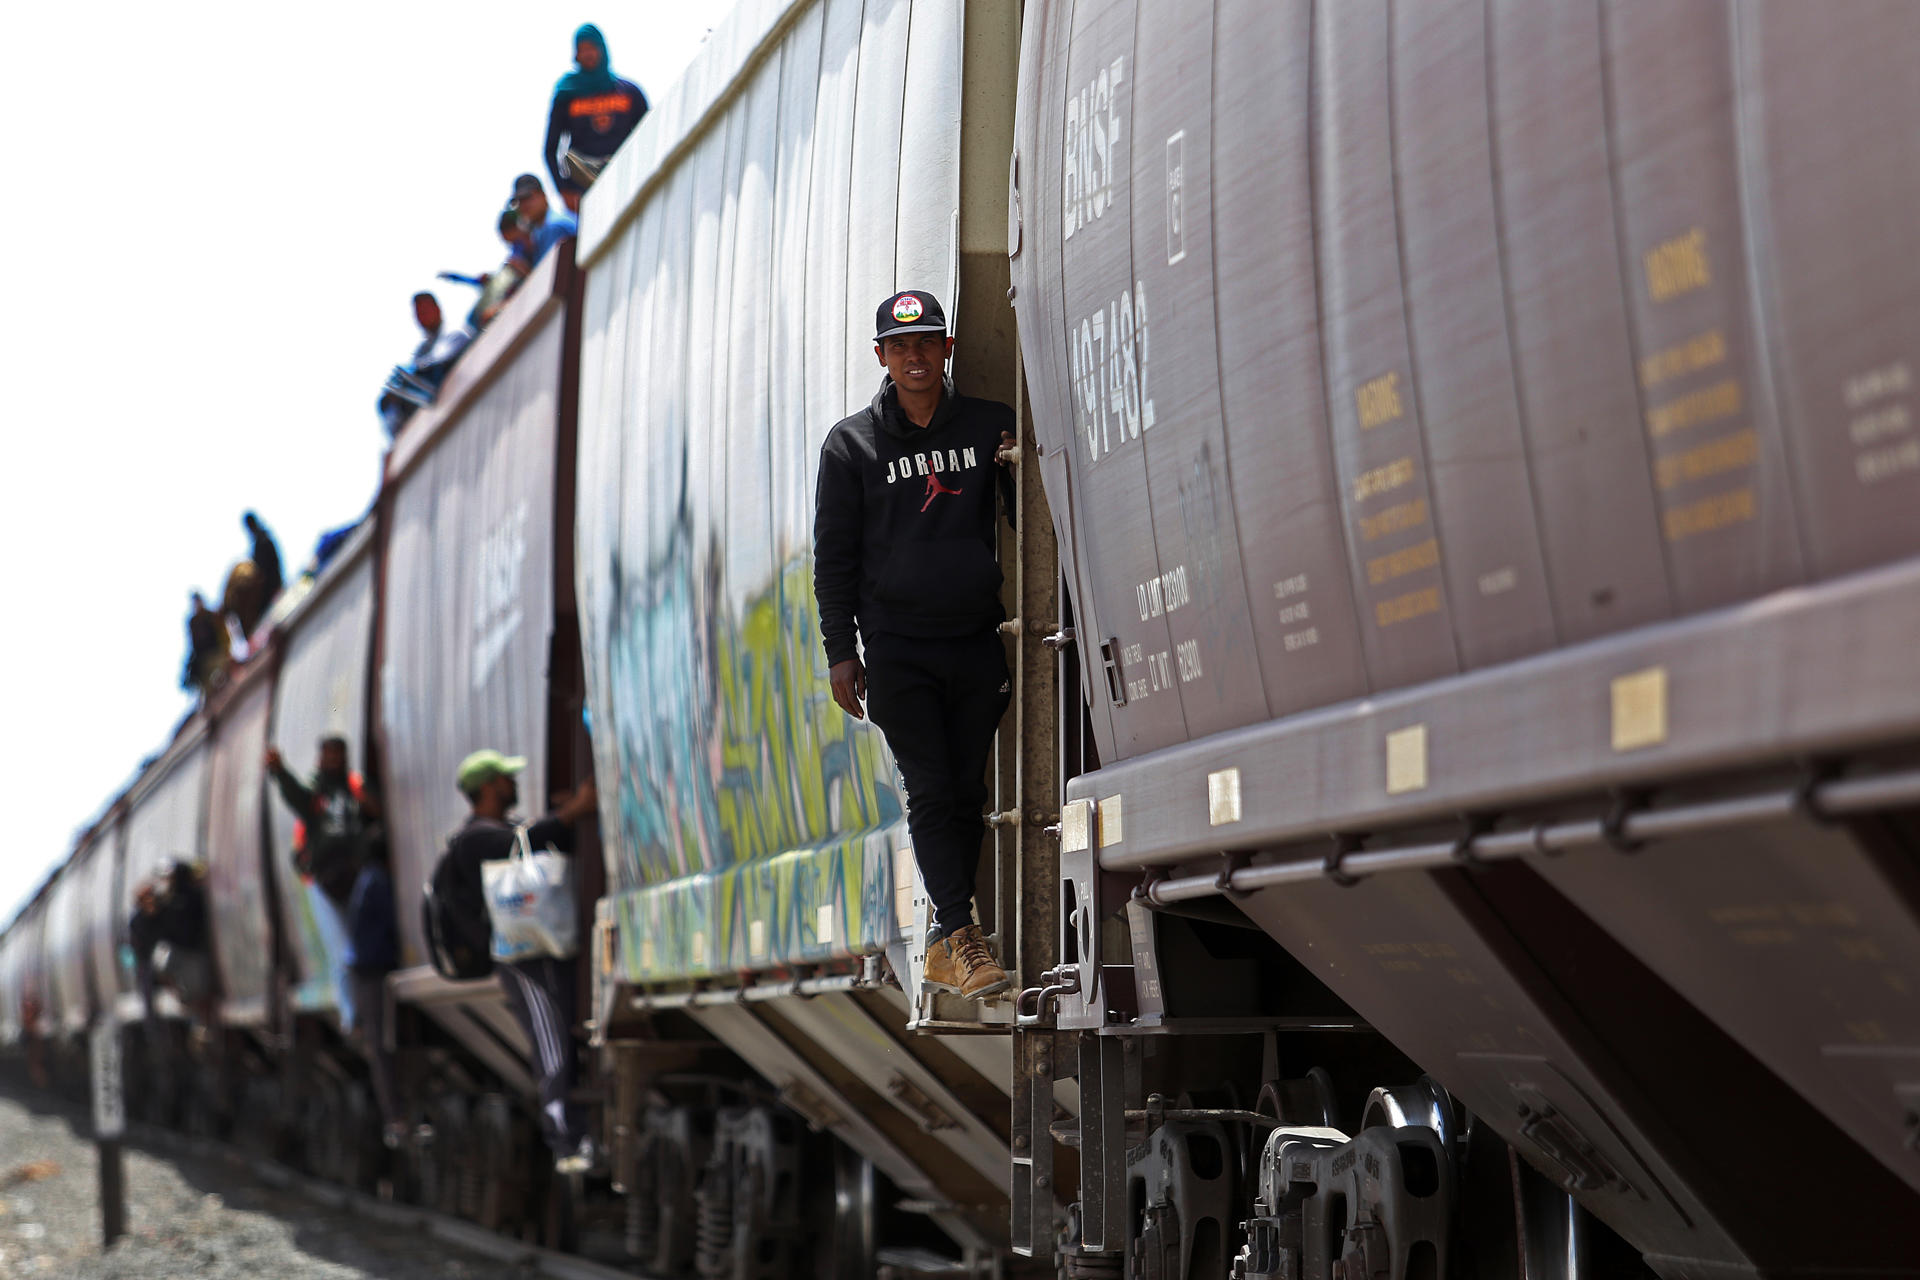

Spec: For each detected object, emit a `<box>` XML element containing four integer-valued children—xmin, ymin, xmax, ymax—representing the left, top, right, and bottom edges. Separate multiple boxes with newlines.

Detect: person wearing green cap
<box><xmin>543</xmin><ymin>23</ymin><xmax>649</xmax><ymax>212</ymax></box>
<box><xmin>440</xmin><ymin>747</ymin><xmax>599</xmax><ymax>1171</ymax></box>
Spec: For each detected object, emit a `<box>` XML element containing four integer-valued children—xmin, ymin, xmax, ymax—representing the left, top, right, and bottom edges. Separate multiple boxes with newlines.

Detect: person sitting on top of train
<box><xmin>266</xmin><ymin>736</ymin><xmax>382</xmax><ymax>907</ymax></box>
<box><xmin>244</xmin><ymin>511</ymin><xmax>284</xmax><ymax>617</ymax></box>
<box><xmin>542</xmin><ymin>23</ymin><xmax>648</xmax><ymax>212</ymax></box>
<box><xmin>470</xmin><ymin>208</ymin><xmax>534</xmax><ymax>330</ymax></box>
<box><xmin>182</xmin><ymin>590</ymin><xmax>231</xmax><ymax>697</ymax></box>
<box><xmin>221</xmin><ymin>512</ymin><xmax>284</xmax><ymax>645</ymax></box>
<box><xmin>380</xmin><ymin>292</ymin><xmax>473</xmax><ymax>436</ymax></box>
<box><xmin>440</xmin><ymin>749</ymin><xmax>598</xmax><ymax>1172</ymax></box>
<box><xmin>409</xmin><ymin>290</ymin><xmax>473</xmax><ymax>385</ymax></box>
<box><xmin>313</xmin><ymin>516</ymin><xmax>362</xmax><ymax>573</ymax></box>
<box><xmin>509</xmin><ymin>174</ymin><xmax>576</xmax><ymax>269</ymax></box>
<box><xmin>813</xmin><ymin>289</ymin><xmax>1020</xmax><ymax>1002</ymax></box>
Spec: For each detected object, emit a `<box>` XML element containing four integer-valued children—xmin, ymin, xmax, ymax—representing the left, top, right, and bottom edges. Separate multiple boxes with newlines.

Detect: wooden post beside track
<box><xmin>88</xmin><ymin>1018</ymin><xmax>127</xmax><ymax>1247</ymax></box>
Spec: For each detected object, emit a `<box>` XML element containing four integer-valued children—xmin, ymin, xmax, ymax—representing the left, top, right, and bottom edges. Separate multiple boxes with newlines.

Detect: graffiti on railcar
<box><xmin>593</xmin><ymin>485</ymin><xmax>903</xmax><ymax>977</ymax></box>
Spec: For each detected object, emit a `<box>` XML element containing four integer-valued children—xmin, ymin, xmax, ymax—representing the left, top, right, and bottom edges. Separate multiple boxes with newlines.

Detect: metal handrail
<box><xmin>1145</xmin><ymin>766</ymin><xmax>1920</xmax><ymax>907</ymax></box>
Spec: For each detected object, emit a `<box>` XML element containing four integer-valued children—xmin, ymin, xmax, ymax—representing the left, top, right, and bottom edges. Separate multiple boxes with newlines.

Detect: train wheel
<box><xmin>1513</xmin><ymin>1154</ymin><xmax>1590</xmax><ymax>1280</ymax></box>
<box><xmin>811</xmin><ymin>1144</ymin><xmax>877</xmax><ymax>1280</ymax></box>
<box><xmin>1360</xmin><ymin>1075</ymin><xmax>1464</xmax><ymax>1184</ymax></box>
<box><xmin>635</xmin><ymin>1105</ymin><xmax>708</xmax><ymax>1274</ymax></box>
<box><xmin>232</xmin><ymin>1075</ymin><xmax>269</xmax><ymax>1158</ymax></box>
<box><xmin>473</xmin><ymin>1094</ymin><xmax>516</xmax><ymax>1231</ymax></box>
<box><xmin>302</xmin><ymin>1078</ymin><xmax>342</xmax><ymax>1181</ymax></box>
<box><xmin>623</xmin><ymin>1128</ymin><xmax>660</xmax><ymax>1261</ymax></box>
<box><xmin>541</xmin><ymin>1163</ymin><xmax>579</xmax><ymax>1254</ymax></box>
<box><xmin>1254</xmin><ymin>1068</ymin><xmax>1337</xmax><ymax>1129</ymax></box>
<box><xmin>339</xmin><ymin>1081</ymin><xmax>378</xmax><ymax>1192</ymax></box>
<box><xmin>411</xmin><ymin>1117</ymin><xmax>443</xmax><ymax>1211</ymax></box>
<box><xmin>425</xmin><ymin>1093</ymin><xmax>468</xmax><ymax>1216</ymax></box>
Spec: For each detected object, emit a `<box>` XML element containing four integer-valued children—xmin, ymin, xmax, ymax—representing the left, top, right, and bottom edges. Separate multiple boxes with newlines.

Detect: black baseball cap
<box><xmin>510</xmin><ymin>173</ymin><xmax>544</xmax><ymax>204</ymax></box>
<box><xmin>875</xmin><ymin>290</ymin><xmax>947</xmax><ymax>341</ymax></box>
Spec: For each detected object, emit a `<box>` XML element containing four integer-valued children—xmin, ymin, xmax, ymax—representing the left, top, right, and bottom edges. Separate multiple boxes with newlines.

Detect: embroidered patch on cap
<box><xmin>892</xmin><ymin>294</ymin><xmax>924</xmax><ymax>322</ymax></box>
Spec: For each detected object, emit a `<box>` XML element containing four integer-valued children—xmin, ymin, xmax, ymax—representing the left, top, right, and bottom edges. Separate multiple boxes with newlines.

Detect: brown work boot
<box><xmin>923</xmin><ymin>924</ymin><xmax>1010</xmax><ymax>1000</ymax></box>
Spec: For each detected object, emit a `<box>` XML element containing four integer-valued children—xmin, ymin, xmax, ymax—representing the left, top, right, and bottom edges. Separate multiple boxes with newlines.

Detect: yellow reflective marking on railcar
<box><xmin>1207</xmin><ymin>768</ymin><xmax>1242</xmax><ymax>826</ymax></box>
<box><xmin>893</xmin><ymin>844</ymin><xmax>917</xmax><ymax>933</ymax></box>
<box><xmin>1610</xmin><ymin>666</ymin><xmax>1669</xmax><ymax>752</ymax></box>
<box><xmin>1059</xmin><ymin>799</ymin><xmax>1095</xmax><ymax>854</ymax></box>
<box><xmin>1385</xmin><ymin>725</ymin><xmax>1428</xmax><ymax>795</ymax></box>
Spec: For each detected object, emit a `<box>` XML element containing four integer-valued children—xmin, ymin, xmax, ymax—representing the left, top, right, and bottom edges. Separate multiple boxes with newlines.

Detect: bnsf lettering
<box><xmin>1063</xmin><ymin>57</ymin><xmax>1126</xmax><ymax>241</ymax></box>
<box><xmin>1068</xmin><ymin>283</ymin><xmax>1156</xmax><ymax>463</ymax></box>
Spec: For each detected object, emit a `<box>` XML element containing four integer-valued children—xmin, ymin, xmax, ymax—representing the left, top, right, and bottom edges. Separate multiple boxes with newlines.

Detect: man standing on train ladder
<box><xmin>814</xmin><ymin>289</ymin><xmax>1020</xmax><ymax>1000</ymax></box>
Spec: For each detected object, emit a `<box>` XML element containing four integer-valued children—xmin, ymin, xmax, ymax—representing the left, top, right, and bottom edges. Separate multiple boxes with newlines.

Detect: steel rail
<box><xmin>1144</xmin><ymin>766</ymin><xmax>1920</xmax><ymax>907</ymax></box>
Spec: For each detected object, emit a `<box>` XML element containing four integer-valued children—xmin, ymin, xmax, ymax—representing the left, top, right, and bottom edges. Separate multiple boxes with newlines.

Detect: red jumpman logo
<box><xmin>921</xmin><ymin>472</ymin><xmax>962</xmax><ymax>512</ymax></box>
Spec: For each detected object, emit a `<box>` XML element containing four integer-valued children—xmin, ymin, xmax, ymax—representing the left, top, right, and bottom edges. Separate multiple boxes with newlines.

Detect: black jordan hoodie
<box><xmin>813</xmin><ymin>377</ymin><xmax>1016</xmax><ymax>667</ymax></box>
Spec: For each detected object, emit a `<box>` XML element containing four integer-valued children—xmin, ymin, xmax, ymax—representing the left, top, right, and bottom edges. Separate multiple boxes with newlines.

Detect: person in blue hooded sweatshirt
<box><xmin>543</xmin><ymin>24</ymin><xmax>648</xmax><ymax>212</ymax></box>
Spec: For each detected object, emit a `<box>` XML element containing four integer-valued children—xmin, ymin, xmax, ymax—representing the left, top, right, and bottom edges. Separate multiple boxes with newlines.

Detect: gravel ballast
<box><xmin>0</xmin><ymin>1079</ymin><xmax>543</xmax><ymax>1280</ymax></box>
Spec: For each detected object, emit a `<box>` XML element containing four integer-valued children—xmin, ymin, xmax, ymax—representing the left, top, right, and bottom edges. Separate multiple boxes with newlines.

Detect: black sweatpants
<box><xmin>497</xmin><ymin>956</ymin><xmax>581</xmax><ymax>1155</ymax></box>
<box><xmin>348</xmin><ymin>968</ymin><xmax>402</xmax><ymax>1128</ymax></box>
<box><xmin>863</xmin><ymin>629</ymin><xmax>1012</xmax><ymax>939</ymax></box>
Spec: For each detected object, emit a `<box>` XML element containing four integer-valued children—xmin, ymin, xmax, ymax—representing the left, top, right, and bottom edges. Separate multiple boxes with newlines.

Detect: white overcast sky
<box><xmin>0</xmin><ymin>2</ymin><xmax>721</xmax><ymax>927</ymax></box>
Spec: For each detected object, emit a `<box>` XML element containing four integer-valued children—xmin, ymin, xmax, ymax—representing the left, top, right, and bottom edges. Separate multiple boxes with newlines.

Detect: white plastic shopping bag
<box><xmin>481</xmin><ymin>825</ymin><xmax>577</xmax><ymax>961</ymax></box>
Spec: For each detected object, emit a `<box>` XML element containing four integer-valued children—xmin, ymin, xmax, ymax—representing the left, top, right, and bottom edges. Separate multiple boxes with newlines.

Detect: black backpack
<box><xmin>422</xmin><ymin>839</ymin><xmax>493</xmax><ymax>980</ymax></box>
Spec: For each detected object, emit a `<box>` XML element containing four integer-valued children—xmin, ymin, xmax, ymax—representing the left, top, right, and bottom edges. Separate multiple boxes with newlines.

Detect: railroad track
<box><xmin>129</xmin><ymin>1120</ymin><xmax>656</xmax><ymax>1280</ymax></box>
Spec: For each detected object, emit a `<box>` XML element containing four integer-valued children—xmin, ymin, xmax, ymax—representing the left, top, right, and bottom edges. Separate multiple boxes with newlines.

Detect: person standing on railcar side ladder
<box><xmin>266</xmin><ymin>737</ymin><xmax>381</xmax><ymax>908</ymax></box>
<box><xmin>267</xmin><ymin>736</ymin><xmax>382</xmax><ymax>1026</ymax></box>
<box><xmin>443</xmin><ymin>750</ymin><xmax>599</xmax><ymax>1173</ymax></box>
<box><xmin>814</xmin><ymin>290</ymin><xmax>1020</xmax><ymax>1002</ymax></box>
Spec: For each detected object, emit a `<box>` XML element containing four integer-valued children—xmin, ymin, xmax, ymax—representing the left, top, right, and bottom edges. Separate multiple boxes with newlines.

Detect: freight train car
<box><xmin>1</xmin><ymin>891</ymin><xmax>51</xmax><ymax>1064</ymax></box>
<box><xmin>570</xmin><ymin>3</ymin><xmax>1046</xmax><ymax>1271</ymax></box>
<box><xmin>377</xmin><ymin>229</ymin><xmax>592</xmax><ymax>1111</ymax></box>
<box><xmin>6</xmin><ymin>1</ymin><xmax>1920</xmax><ymax>1277</ymax></box>
<box><xmin>1010</xmin><ymin>0</ymin><xmax>1920</xmax><ymax>1275</ymax></box>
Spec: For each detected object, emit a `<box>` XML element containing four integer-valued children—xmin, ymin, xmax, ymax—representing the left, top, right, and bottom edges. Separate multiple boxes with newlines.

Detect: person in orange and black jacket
<box><xmin>268</xmin><ymin>735</ymin><xmax>383</xmax><ymax>1032</ymax></box>
<box><xmin>266</xmin><ymin>736</ymin><xmax>380</xmax><ymax>907</ymax></box>
<box><xmin>543</xmin><ymin>24</ymin><xmax>647</xmax><ymax>211</ymax></box>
